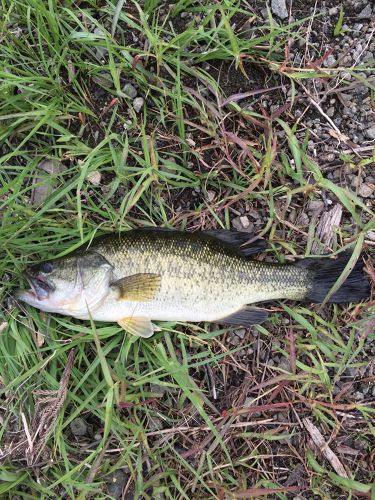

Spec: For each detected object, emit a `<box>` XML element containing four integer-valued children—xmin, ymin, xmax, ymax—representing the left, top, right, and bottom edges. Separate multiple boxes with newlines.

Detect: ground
<box><xmin>0</xmin><ymin>0</ymin><xmax>374</xmax><ymax>498</ymax></box>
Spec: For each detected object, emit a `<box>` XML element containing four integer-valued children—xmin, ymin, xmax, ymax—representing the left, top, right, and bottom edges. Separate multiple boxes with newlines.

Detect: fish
<box><xmin>15</xmin><ymin>228</ymin><xmax>370</xmax><ymax>338</ymax></box>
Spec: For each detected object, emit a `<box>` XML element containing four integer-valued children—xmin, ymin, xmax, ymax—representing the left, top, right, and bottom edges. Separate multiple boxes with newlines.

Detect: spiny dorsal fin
<box><xmin>110</xmin><ymin>273</ymin><xmax>161</xmax><ymax>301</ymax></box>
<box><xmin>134</xmin><ymin>227</ymin><xmax>267</xmax><ymax>257</ymax></box>
<box><xmin>204</xmin><ymin>230</ymin><xmax>267</xmax><ymax>257</ymax></box>
<box><xmin>216</xmin><ymin>306</ymin><xmax>269</xmax><ymax>326</ymax></box>
<box><xmin>118</xmin><ymin>317</ymin><xmax>160</xmax><ymax>337</ymax></box>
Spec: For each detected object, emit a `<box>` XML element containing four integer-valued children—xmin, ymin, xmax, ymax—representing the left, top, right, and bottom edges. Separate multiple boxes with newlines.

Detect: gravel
<box><xmin>106</xmin><ymin>470</ymin><xmax>129</xmax><ymax>499</ymax></box>
<box><xmin>358</xmin><ymin>183</ymin><xmax>374</xmax><ymax>198</ymax></box>
<box><xmin>70</xmin><ymin>417</ymin><xmax>87</xmax><ymax>436</ymax></box>
<box><xmin>271</xmin><ymin>0</ymin><xmax>288</xmax><ymax>19</ymax></box>
<box><xmin>133</xmin><ymin>96</ymin><xmax>144</xmax><ymax>113</ymax></box>
<box><xmin>365</xmin><ymin>127</ymin><xmax>375</xmax><ymax>140</ymax></box>
<box><xmin>357</xmin><ymin>4</ymin><xmax>372</xmax><ymax>19</ymax></box>
<box><xmin>323</xmin><ymin>54</ymin><xmax>336</xmax><ymax>67</ymax></box>
<box><xmin>232</xmin><ymin>215</ymin><xmax>254</xmax><ymax>233</ymax></box>
<box><xmin>122</xmin><ymin>83</ymin><xmax>138</xmax><ymax>98</ymax></box>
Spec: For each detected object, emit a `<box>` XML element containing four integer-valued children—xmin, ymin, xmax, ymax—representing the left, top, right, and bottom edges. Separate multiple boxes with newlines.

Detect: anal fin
<box><xmin>118</xmin><ymin>317</ymin><xmax>160</xmax><ymax>338</ymax></box>
<box><xmin>215</xmin><ymin>306</ymin><xmax>268</xmax><ymax>326</ymax></box>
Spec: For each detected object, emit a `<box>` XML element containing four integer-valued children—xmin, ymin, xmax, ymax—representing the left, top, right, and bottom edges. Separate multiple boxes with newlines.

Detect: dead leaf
<box><xmin>87</xmin><ymin>170</ymin><xmax>101</xmax><ymax>186</ymax></box>
<box><xmin>312</xmin><ymin>203</ymin><xmax>343</xmax><ymax>254</ymax></box>
<box><xmin>31</xmin><ymin>159</ymin><xmax>66</xmax><ymax>206</ymax></box>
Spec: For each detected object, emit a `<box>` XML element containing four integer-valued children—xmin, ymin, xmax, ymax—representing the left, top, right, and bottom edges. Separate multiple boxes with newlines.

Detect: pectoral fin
<box><xmin>118</xmin><ymin>317</ymin><xmax>160</xmax><ymax>338</ymax></box>
<box><xmin>216</xmin><ymin>306</ymin><xmax>268</xmax><ymax>326</ymax></box>
<box><xmin>110</xmin><ymin>273</ymin><xmax>161</xmax><ymax>301</ymax></box>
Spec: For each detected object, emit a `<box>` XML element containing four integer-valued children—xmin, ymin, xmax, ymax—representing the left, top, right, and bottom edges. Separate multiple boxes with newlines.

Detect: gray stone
<box><xmin>122</xmin><ymin>83</ymin><xmax>137</xmax><ymax>98</ymax></box>
<box><xmin>323</xmin><ymin>55</ymin><xmax>336</xmax><ymax>67</ymax></box>
<box><xmin>358</xmin><ymin>183</ymin><xmax>374</xmax><ymax>198</ymax></box>
<box><xmin>133</xmin><ymin>97</ymin><xmax>144</xmax><ymax>113</ymax></box>
<box><xmin>327</xmin><ymin>106</ymin><xmax>335</xmax><ymax>117</ymax></box>
<box><xmin>235</xmin><ymin>328</ymin><xmax>246</xmax><ymax>339</ymax></box>
<box><xmin>358</xmin><ymin>4</ymin><xmax>372</xmax><ymax>19</ymax></box>
<box><xmin>232</xmin><ymin>216</ymin><xmax>254</xmax><ymax>233</ymax></box>
<box><xmin>229</xmin><ymin>333</ymin><xmax>241</xmax><ymax>346</ymax></box>
<box><xmin>271</xmin><ymin>0</ymin><xmax>288</xmax><ymax>19</ymax></box>
<box><xmin>70</xmin><ymin>417</ymin><xmax>87</xmax><ymax>436</ymax></box>
<box><xmin>207</xmin><ymin>190</ymin><xmax>215</xmax><ymax>202</ymax></box>
<box><xmin>150</xmin><ymin>383</ymin><xmax>166</xmax><ymax>397</ymax></box>
<box><xmin>365</xmin><ymin>127</ymin><xmax>375</xmax><ymax>139</ymax></box>
<box><xmin>106</xmin><ymin>470</ymin><xmax>129</xmax><ymax>499</ymax></box>
<box><xmin>328</xmin><ymin>6</ymin><xmax>338</xmax><ymax>15</ymax></box>
<box><xmin>308</xmin><ymin>200</ymin><xmax>325</xmax><ymax>212</ymax></box>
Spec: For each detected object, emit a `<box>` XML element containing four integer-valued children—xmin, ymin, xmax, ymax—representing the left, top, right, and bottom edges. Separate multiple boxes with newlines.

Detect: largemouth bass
<box><xmin>16</xmin><ymin>229</ymin><xmax>370</xmax><ymax>337</ymax></box>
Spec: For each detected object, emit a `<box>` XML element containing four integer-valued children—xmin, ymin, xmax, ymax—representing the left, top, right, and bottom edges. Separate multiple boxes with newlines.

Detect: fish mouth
<box><xmin>23</xmin><ymin>271</ymin><xmax>54</xmax><ymax>301</ymax></box>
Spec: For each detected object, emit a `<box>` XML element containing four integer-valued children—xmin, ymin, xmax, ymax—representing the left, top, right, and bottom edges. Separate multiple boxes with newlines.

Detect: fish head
<box><xmin>16</xmin><ymin>251</ymin><xmax>114</xmax><ymax>317</ymax></box>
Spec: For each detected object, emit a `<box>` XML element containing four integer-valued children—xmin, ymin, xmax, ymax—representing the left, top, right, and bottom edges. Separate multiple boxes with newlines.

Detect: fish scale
<box><xmin>89</xmin><ymin>230</ymin><xmax>311</xmax><ymax>323</ymax></box>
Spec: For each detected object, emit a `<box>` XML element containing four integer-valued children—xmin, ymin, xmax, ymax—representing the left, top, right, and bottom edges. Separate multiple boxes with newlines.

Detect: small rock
<box><xmin>150</xmin><ymin>383</ymin><xmax>166</xmax><ymax>397</ymax></box>
<box><xmin>358</xmin><ymin>4</ymin><xmax>372</xmax><ymax>20</ymax></box>
<box><xmin>365</xmin><ymin>127</ymin><xmax>375</xmax><ymax>140</ymax></box>
<box><xmin>148</xmin><ymin>416</ymin><xmax>163</xmax><ymax>431</ymax></box>
<box><xmin>133</xmin><ymin>97</ymin><xmax>144</xmax><ymax>113</ymax></box>
<box><xmin>358</xmin><ymin>183</ymin><xmax>374</xmax><ymax>198</ymax></box>
<box><xmin>123</xmin><ymin>119</ymin><xmax>132</xmax><ymax>131</ymax></box>
<box><xmin>229</xmin><ymin>333</ymin><xmax>241</xmax><ymax>346</ymax></box>
<box><xmin>278</xmin><ymin>358</ymin><xmax>291</xmax><ymax>372</ymax></box>
<box><xmin>92</xmin><ymin>72</ymin><xmax>113</xmax><ymax>87</ymax></box>
<box><xmin>87</xmin><ymin>170</ymin><xmax>101</xmax><ymax>186</ymax></box>
<box><xmin>239</xmin><ymin>20</ymin><xmax>253</xmax><ymax>39</ymax></box>
<box><xmin>122</xmin><ymin>83</ymin><xmax>137</xmax><ymax>99</ymax></box>
<box><xmin>296</xmin><ymin>212</ymin><xmax>309</xmax><ymax>227</ymax></box>
<box><xmin>326</xmin><ymin>106</ymin><xmax>335</xmax><ymax>117</ymax></box>
<box><xmin>328</xmin><ymin>6</ymin><xmax>338</xmax><ymax>15</ymax></box>
<box><xmin>239</xmin><ymin>215</ymin><xmax>250</xmax><ymax>229</ymax></box>
<box><xmin>351</xmin><ymin>176</ymin><xmax>361</xmax><ymax>189</ymax></box>
<box><xmin>271</xmin><ymin>0</ymin><xmax>288</xmax><ymax>19</ymax></box>
<box><xmin>106</xmin><ymin>470</ymin><xmax>128</xmax><ymax>499</ymax></box>
<box><xmin>180</xmin><ymin>11</ymin><xmax>188</xmax><ymax>18</ymax></box>
<box><xmin>353</xmin><ymin>391</ymin><xmax>364</xmax><ymax>401</ymax></box>
<box><xmin>70</xmin><ymin>417</ymin><xmax>87</xmax><ymax>436</ymax></box>
<box><xmin>232</xmin><ymin>216</ymin><xmax>254</xmax><ymax>233</ymax></box>
<box><xmin>363</xmin><ymin>51</ymin><xmax>374</xmax><ymax>62</ymax></box>
<box><xmin>235</xmin><ymin>328</ymin><xmax>246</xmax><ymax>339</ymax></box>
<box><xmin>323</xmin><ymin>55</ymin><xmax>336</xmax><ymax>67</ymax></box>
<box><xmin>353</xmin><ymin>438</ymin><xmax>368</xmax><ymax>451</ymax></box>
<box><xmin>207</xmin><ymin>190</ymin><xmax>215</xmax><ymax>202</ymax></box>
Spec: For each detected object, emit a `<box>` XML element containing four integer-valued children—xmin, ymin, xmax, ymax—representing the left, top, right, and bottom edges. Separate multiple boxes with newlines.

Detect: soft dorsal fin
<box><xmin>204</xmin><ymin>230</ymin><xmax>267</xmax><ymax>257</ymax></box>
<box><xmin>215</xmin><ymin>306</ymin><xmax>269</xmax><ymax>326</ymax></box>
<box><xmin>110</xmin><ymin>273</ymin><xmax>161</xmax><ymax>301</ymax></box>
<box><xmin>118</xmin><ymin>317</ymin><xmax>160</xmax><ymax>337</ymax></box>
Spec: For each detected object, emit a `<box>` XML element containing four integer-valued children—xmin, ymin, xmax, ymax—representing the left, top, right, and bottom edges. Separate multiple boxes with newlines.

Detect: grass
<box><xmin>1</xmin><ymin>0</ymin><xmax>375</xmax><ymax>498</ymax></box>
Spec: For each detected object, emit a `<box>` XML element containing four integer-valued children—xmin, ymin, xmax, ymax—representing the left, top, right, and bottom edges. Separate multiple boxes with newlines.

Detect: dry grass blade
<box><xmin>0</xmin><ymin>350</ymin><xmax>75</xmax><ymax>466</ymax></box>
<box><xmin>303</xmin><ymin>417</ymin><xmax>349</xmax><ymax>478</ymax></box>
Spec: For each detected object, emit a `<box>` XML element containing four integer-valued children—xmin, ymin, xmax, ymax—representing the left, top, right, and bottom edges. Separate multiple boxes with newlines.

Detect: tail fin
<box><xmin>296</xmin><ymin>252</ymin><xmax>370</xmax><ymax>304</ymax></box>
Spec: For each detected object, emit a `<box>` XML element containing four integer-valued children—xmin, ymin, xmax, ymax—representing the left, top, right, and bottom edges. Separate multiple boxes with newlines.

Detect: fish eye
<box><xmin>40</xmin><ymin>262</ymin><xmax>54</xmax><ymax>274</ymax></box>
